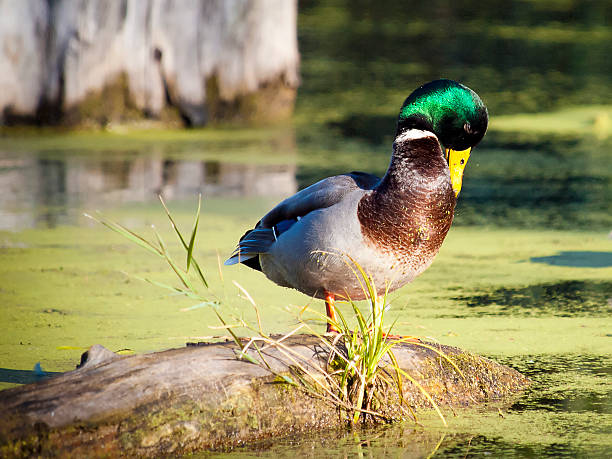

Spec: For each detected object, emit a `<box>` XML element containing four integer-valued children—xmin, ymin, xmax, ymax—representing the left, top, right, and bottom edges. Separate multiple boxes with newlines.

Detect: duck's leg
<box><xmin>324</xmin><ymin>291</ymin><xmax>418</xmax><ymax>341</ymax></box>
<box><xmin>325</xmin><ymin>292</ymin><xmax>339</xmax><ymax>333</ymax></box>
<box><xmin>382</xmin><ymin>332</ymin><xmax>421</xmax><ymax>343</ymax></box>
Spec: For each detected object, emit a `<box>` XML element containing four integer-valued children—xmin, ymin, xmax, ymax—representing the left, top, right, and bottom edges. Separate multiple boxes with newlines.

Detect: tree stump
<box><xmin>0</xmin><ymin>0</ymin><xmax>299</xmax><ymax>127</ymax></box>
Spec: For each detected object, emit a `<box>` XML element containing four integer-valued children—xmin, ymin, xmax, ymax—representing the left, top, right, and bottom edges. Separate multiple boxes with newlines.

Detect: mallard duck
<box><xmin>225</xmin><ymin>79</ymin><xmax>488</xmax><ymax>331</ymax></box>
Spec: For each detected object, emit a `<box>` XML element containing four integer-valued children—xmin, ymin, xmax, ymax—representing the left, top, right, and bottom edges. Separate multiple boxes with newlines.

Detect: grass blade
<box><xmin>234</xmin><ymin>349</ymin><xmax>261</xmax><ymax>365</ymax></box>
<box><xmin>158</xmin><ymin>196</ymin><xmax>188</xmax><ymax>248</ymax></box>
<box><xmin>214</xmin><ymin>310</ymin><xmax>243</xmax><ymax>350</ymax></box>
<box><xmin>180</xmin><ymin>301</ymin><xmax>220</xmax><ymax>312</ymax></box>
<box><xmin>159</xmin><ymin>195</ymin><xmax>209</xmax><ymax>288</ymax></box>
<box><xmin>233</xmin><ymin>281</ymin><xmax>264</xmax><ymax>335</ymax></box>
<box><xmin>84</xmin><ymin>213</ymin><xmax>162</xmax><ymax>257</ymax></box>
<box><xmin>186</xmin><ymin>195</ymin><xmax>201</xmax><ymax>272</ymax></box>
<box><xmin>397</xmin><ymin>366</ymin><xmax>447</xmax><ymax>427</ymax></box>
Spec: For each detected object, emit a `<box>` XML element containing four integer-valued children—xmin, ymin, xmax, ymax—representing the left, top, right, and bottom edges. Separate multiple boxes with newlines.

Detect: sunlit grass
<box><xmin>314</xmin><ymin>254</ymin><xmax>464</xmax><ymax>425</ymax></box>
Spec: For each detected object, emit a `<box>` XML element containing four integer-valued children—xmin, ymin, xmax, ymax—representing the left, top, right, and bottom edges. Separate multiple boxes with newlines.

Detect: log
<box><xmin>0</xmin><ymin>336</ymin><xmax>528</xmax><ymax>457</ymax></box>
<box><xmin>0</xmin><ymin>0</ymin><xmax>299</xmax><ymax>127</ymax></box>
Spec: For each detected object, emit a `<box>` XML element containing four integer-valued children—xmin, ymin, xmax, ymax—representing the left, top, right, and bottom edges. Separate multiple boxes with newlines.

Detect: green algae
<box><xmin>491</xmin><ymin>105</ymin><xmax>612</xmax><ymax>138</ymax></box>
<box><xmin>0</xmin><ymin>162</ymin><xmax>610</xmax><ymax>451</ymax></box>
<box><xmin>1</xmin><ymin>207</ymin><xmax>610</xmax><ymax>389</ymax></box>
<box><xmin>412</xmin><ymin>354</ymin><xmax>612</xmax><ymax>457</ymax></box>
<box><xmin>1</xmin><ymin>124</ymin><xmax>611</xmax><ymax>458</ymax></box>
<box><xmin>1</xmin><ymin>2</ymin><xmax>611</xmax><ymax>455</ymax></box>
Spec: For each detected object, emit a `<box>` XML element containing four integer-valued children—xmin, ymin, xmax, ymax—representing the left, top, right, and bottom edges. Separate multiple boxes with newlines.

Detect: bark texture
<box><xmin>0</xmin><ymin>0</ymin><xmax>299</xmax><ymax>126</ymax></box>
<box><xmin>0</xmin><ymin>337</ymin><xmax>528</xmax><ymax>457</ymax></box>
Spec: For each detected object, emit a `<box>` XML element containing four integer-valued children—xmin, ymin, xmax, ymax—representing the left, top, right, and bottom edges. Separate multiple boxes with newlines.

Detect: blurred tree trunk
<box><xmin>0</xmin><ymin>0</ymin><xmax>299</xmax><ymax>127</ymax></box>
<box><xmin>0</xmin><ymin>0</ymin><xmax>49</xmax><ymax>123</ymax></box>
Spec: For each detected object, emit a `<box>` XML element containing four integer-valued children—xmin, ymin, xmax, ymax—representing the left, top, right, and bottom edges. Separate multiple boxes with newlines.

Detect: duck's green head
<box><xmin>397</xmin><ymin>79</ymin><xmax>488</xmax><ymax>149</ymax></box>
<box><xmin>396</xmin><ymin>79</ymin><xmax>488</xmax><ymax>195</ymax></box>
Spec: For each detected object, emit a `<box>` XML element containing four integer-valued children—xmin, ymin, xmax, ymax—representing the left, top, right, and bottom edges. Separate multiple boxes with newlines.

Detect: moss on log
<box><xmin>0</xmin><ymin>337</ymin><xmax>528</xmax><ymax>457</ymax></box>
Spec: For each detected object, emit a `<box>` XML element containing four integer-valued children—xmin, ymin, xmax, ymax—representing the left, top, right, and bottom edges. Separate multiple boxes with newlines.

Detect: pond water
<box><xmin>1</xmin><ymin>0</ymin><xmax>612</xmax><ymax>456</ymax></box>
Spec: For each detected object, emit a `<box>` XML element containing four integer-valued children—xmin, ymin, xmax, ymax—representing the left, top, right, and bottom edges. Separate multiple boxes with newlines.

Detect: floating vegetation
<box><xmin>498</xmin><ymin>354</ymin><xmax>612</xmax><ymax>418</ymax></box>
<box><xmin>453</xmin><ymin>280</ymin><xmax>612</xmax><ymax>317</ymax></box>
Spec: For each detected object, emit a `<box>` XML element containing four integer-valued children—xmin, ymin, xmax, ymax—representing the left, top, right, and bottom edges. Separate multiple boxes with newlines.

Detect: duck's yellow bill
<box><xmin>445</xmin><ymin>148</ymin><xmax>471</xmax><ymax>197</ymax></box>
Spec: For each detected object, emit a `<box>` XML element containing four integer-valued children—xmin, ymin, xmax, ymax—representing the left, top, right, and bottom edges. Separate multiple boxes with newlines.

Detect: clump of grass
<box><xmin>89</xmin><ymin>197</ymin><xmax>463</xmax><ymax>426</ymax></box>
<box><xmin>299</xmin><ymin>253</ymin><xmax>464</xmax><ymax>425</ymax></box>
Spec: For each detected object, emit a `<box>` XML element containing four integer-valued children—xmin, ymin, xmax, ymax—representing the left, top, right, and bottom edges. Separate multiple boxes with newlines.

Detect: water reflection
<box><xmin>0</xmin><ymin>367</ymin><xmax>62</xmax><ymax>385</ymax></box>
<box><xmin>199</xmin><ymin>425</ymin><xmax>449</xmax><ymax>458</ymax></box>
<box><xmin>222</xmin><ymin>354</ymin><xmax>612</xmax><ymax>458</ymax></box>
<box><xmin>0</xmin><ymin>152</ymin><xmax>297</xmax><ymax>231</ymax></box>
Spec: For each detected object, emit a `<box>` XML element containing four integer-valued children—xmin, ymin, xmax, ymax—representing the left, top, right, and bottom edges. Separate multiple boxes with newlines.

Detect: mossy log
<box><xmin>0</xmin><ymin>336</ymin><xmax>528</xmax><ymax>457</ymax></box>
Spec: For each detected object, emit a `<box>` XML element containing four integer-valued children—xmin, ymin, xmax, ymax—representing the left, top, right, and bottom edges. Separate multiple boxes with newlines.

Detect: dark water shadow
<box><xmin>496</xmin><ymin>354</ymin><xmax>612</xmax><ymax>416</ymax></box>
<box><xmin>531</xmin><ymin>251</ymin><xmax>612</xmax><ymax>268</ymax></box>
<box><xmin>453</xmin><ymin>280</ymin><xmax>612</xmax><ymax>317</ymax></box>
<box><xmin>328</xmin><ymin>113</ymin><xmax>395</xmax><ymax>145</ymax></box>
<box><xmin>0</xmin><ymin>368</ymin><xmax>62</xmax><ymax>385</ymax></box>
<box><xmin>436</xmin><ymin>434</ymin><xmax>602</xmax><ymax>458</ymax></box>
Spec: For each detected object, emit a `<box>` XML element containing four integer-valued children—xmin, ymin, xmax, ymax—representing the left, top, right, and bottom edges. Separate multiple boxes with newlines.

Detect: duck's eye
<box><xmin>463</xmin><ymin>123</ymin><xmax>472</xmax><ymax>134</ymax></box>
<box><xmin>460</xmin><ymin>159</ymin><xmax>465</xmax><ymax>165</ymax></box>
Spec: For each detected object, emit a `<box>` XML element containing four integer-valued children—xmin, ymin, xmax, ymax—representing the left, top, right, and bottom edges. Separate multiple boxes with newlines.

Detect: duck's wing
<box><xmin>224</xmin><ymin>171</ymin><xmax>380</xmax><ymax>270</ymax></box>
<box><xmin>259</xmin><ymin>171</ymin><xmax>379</xmax><ymax>228</ymax></box>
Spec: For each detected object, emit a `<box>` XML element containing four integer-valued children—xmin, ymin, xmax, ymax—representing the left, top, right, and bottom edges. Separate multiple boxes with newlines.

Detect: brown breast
<box><xmin>357</xmin><ymin>135</ymin><xmax>456</xmax><ymax>268</ymax></box>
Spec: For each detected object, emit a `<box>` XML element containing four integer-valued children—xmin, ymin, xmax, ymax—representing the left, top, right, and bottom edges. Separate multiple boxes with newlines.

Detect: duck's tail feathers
<box><xmin>223</xmin><ymin>228</ymin><xmax>276</xmax><ymax>266</ymax></box>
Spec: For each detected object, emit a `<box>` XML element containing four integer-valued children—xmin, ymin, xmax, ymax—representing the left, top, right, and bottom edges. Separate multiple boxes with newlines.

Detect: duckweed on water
<box><xmin>453</xmin><ymin>280</ymin><xmax>612</xmax><ymax>317</ymax></box>
<box><xmin>2</xmin><ymin>0</ymin><xmax>612</xmax><ymax>454</ymax></box>
<box><xmin>1</xmin><ymin>130</ymin><xmax>611</xmax><ymax>455</ymax></box>
<box><xmin>199</xmin><ymin>354</ymin><xmax>611</xmax><ymax>457</ymax></box>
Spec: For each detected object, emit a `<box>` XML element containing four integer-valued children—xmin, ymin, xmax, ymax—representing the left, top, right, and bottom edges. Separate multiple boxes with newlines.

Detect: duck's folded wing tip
<box><xmin>224</xmin><ymin>253</ymin><xmax>258</xmax><ymax>266</ymax></box>
<box><xmin>223</xmin><ymin>257</ymin><xmax>238</xmax><ymax>266</ymax></box>
<box><xmin>225</xmin><ymin>227</ymin><xmax>277</xmax><ymax>266</ymax></box>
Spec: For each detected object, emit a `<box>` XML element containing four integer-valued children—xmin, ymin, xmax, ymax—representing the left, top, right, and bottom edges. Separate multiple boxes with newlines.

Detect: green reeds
<box><xmin>84</xmin><ymin>195</ymin><xmax>242</xmax><ymax>346</ymax></box>
<box><xmin>303</xmin><ymin>253</ymin><xmax>462</xmax><ymax>425</ymax></box>
<box><xmin>90</xmin><ymin>198</ymin><xmax>463</xmax><ymax>426</ymax></box>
